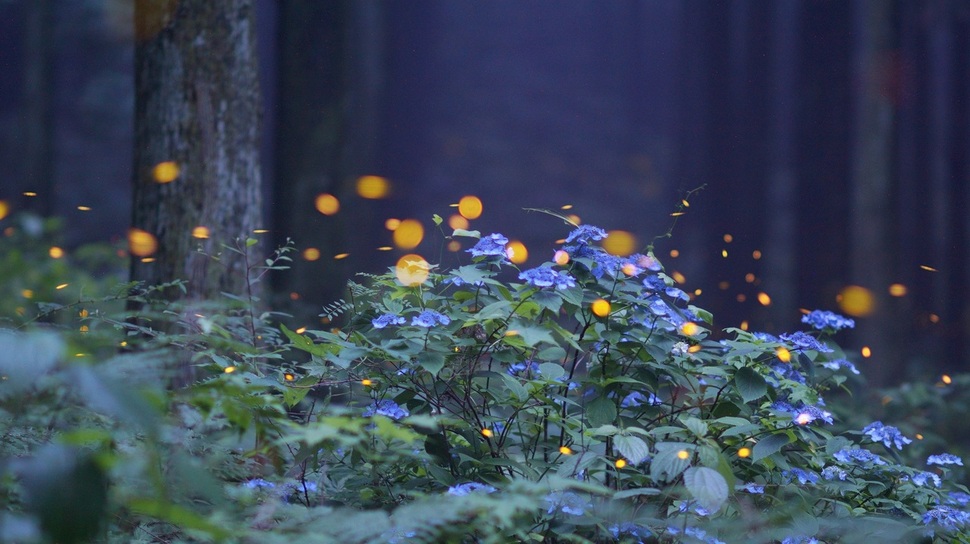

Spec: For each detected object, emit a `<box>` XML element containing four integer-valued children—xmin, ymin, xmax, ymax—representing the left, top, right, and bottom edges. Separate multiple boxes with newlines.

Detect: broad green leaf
<box><xmin>537</xmin><ymin>346</ymin><xmax>567</xmax><ymax>362</ymax></box>
<box><xmin>451</xmin><ymin>228</ymin><xmax>481</xmax><ymax>238</ymax></box>
<box><xmin>557</xmin><ymin>451</ymin><xmax>598</xmax><ymax>478</ymax></box>
<box><xmin>752</xmin><ymin>433</ymin><xmax>791</xmax><ymax>462</ymax></box>
<box><xmin>684</xmin><ymin>466</ymin><xmax>729</xmax><ymax>513</ymax></box>
<box><xmin>432</xmin><ymin>214</ymin><xmax>443</xmax><ymax>225</ymax></box>
<box><xmin>591</xmin><ymin>424</ymin><xmax>621</xmax><ymax>436</ymax></box>
<box><xmin>538</xmin><ymin>362</ymin><xmax>565</xmax><ymax>381</ymax></box>
<box><xmin>281</xmin><ymin>324</ymin><xmax>332</xmax><ymax>357</ymax></box>
<box><xmin>614</xmin><ymin>435</ymin><xmax>650</xmax><ymax>465</ymax></box>
<box><xmin>613</xmin><ymin>487</ymin><xmax>661</xmax><ymax>500</ymax></box>
<box><xmin>650</xmin><ymin>443</ymin><xmax>692</xmax><ymax>482</ymax></box>
<box><xmin>682</xmin><ymin>416</ymin><xmax>708</xmax><ymax>438</ymax></box>
<box><xmin>735</xmin><ymin>367</ymin><xmax>767</xmax><ymax>403</ymax></box>
<box><xmin>417</xmin><ymin>350</ymin><xmax>446</xmax><ymax>376</ymax></box>
<box><xmin>587</xmin><ymin>397</ymin><xmax>617</xmax><ymax>427</ymax></box>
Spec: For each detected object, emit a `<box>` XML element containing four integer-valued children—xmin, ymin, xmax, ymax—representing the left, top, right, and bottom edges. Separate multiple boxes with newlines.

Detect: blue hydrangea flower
<box><xmin>801</xmin><ymin>310</ymin><xmax>855</xmax><ymax>331</ymax></box>
<box><xmin>447</xmin><ymin>482</ymin><xmax>497</xmax><ymax>496</ymax></box>
<box><xmin>444</xmin><ymin>275</ymin><xmax>484</xmax><ymax>287</ymax></box>
<box><xmin>518</xmin><ymin>266</ymin><xmax>576</xmax><ymax>289</ymax></box>
<box><xmin>363</xmin><ymin>399</ymin><xmax>410</xmax><ymax>420</ymax></box>
<box><xmin>948</xmin><ymin>492</ymin><xmax>970</xmax><ymax>506</ymax></box>
<box><xmin>467</xmin><ymin>233</ymin><xmax>509</xmax><ymax>258</ymax></box>
<box><xmin>738</xmin><ymin>482</ymin><xmax>765</xmax><ymax>494</ymax></box>
<box><xmin>678</xmin><ymin>501</ymin><xmax>712</xmax><ymax>517</ymax></box>
<box><xmin>863</xmin><ymin>421</ymin><xmax>912</xmax><ymax>450</ymax></box>
<box><xmin>923</xmin><ymin>505</ymin><xmax>970</xmax><ymax>530</ymax></box>
<box><xmin>411</xmin><ymin>310</ymin><xmax>450</xmax><ymax>328</ymax></box>
<box><xmin>630</xmin><ymin>253</ymin><xmax>662</xmax><ymax>272</ymax></box>
<box><xmin>910</xmin><ymin>471</ymin><xmax>942</xmax><ymax>488</ymax></box>
<box><xmin>821</xmin><ymin>358</ymin><xmax>860</xmax><ymax>375</ymax></box>
<box><xmin>642</xmin><ymin>275</ymin><xmax>667</xmax><ymax>294</ymax></box>
<box><xmin>769</xmin><ymin>361</ymin><xmax>806</xmax><ymax>385</ymax></box>
<box><xmin>783</xmin><ymin>468</ymin><xmax>819</xmax><ymax>485</ymax></box>
<box><xmin>243</xmin><ymin>478</ymin><xmax>276</xmax><ymax>489</ymax></box>
<box><xmin>666</xmin><ymin>286</ymin><xmax>690</xmax><ymax>303</ymax></box>
<box><xmin>544</xmin><ymin>490</ymin><xmax>590</xmax><ymax>516</ymax></box>
<box><xmin>372</xmin><ymin>313</ymin><xmax>406</xmax><ymax>329</ymax></box>
<box><xmin>666</xmin><ymin>526</ymin><xmax>725</xmax><ymax>544</ymax></box>
<box><xmin>833</xmin><ymin>447</ymin><xmax>886</xmax><ymax>466</ymax></box>
<box><xmin>928</xmin><ymin>453</ymin><xmax>964</xmax><ymax>466</ymax></box>
<box><xmin>508</xmin><ymin>361</ymin><xmax>540</xmax><ymax>377</ymax></box>
<box><xmin>821</xmin><ymin>466</ymin><xmax>848</xmax><ymax>481</ymax></box>
<box><xmin>608</xmin><ymin>522</ymin><xmax>653</xmax><ymax>542</ymax></box>
<box><xmin>752</xmin><ymin>331</ymin><xmax>781</xmax><ymax>343</ymax></box>
<box><xmin>782</xmin><ymin>537</ymin><xmax>820</xmax><ymax>544</ymax></box>
<box><xmin>773</xmin><ymin>402</ymin><xmax>833</xmax><ymax>425</ymax></box>
<box><xmin>779</xmin><ymin>331</ymin><xmax>833</xmax><ymax>353</ymax></box>
<box><xmin>565</xmin><ymin>225</ymin><xmax>608</xmax><ymax>244</ymax></box>
<box><xmin>621</xmin><ymin>391</ymin><xmax>662</xmax><ymax>408</ymax></box>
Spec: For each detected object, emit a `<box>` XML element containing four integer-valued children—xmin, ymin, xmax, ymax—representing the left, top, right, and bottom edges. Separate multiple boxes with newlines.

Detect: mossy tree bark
<box><xmin>130</xmin><ymin>0</ymin><xmax>263</xmax><ymax>301</ymax></box>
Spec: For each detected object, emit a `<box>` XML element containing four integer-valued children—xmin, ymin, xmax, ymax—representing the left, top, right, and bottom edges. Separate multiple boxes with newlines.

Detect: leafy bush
<box><xmin>2</xmin><ymin>214</ymin><xmax>969</xmax><ymax>543</ymax></box>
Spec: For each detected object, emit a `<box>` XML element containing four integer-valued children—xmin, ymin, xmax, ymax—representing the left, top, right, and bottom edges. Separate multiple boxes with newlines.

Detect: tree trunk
<box><xmin>23</xmin><ymin>0</ymin><xmax>54</xmax><ymax>216</ymax></box>
<box><xmin>849</xmin><ymin>0</ymin><xmax>895</xmax><ymax>386</ymax></box>
<box><xmin>130</xmin><ymin>0</ymin><xmax>263</xmax><ymax>301</ymax></box>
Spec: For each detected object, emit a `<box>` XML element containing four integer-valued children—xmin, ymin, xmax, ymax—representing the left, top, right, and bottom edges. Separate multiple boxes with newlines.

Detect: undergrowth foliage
<box><xmin>1</xmin><ymin>213</ymin><xmax>969</xmax><ymax>543</ymax></box>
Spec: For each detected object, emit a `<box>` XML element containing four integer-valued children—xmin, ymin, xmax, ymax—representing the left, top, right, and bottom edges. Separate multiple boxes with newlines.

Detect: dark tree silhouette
<box><xmin>130</xmin><ymin>0</ymin><xmax>263</xmax><ymax>300</ymax></box>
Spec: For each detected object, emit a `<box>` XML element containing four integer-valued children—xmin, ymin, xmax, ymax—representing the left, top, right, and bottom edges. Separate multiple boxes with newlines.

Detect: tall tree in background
<box><xmin>130</xmin><ymin>0</ymin><xmax>263</xmax><ymax>300</ymax></box>
<box><xmin>273</xmin><ymin>1</ymin><xmax>384</xmax><ymax>311</ymax></box>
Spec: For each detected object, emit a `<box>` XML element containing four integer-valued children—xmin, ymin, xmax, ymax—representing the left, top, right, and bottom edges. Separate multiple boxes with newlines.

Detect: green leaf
<box><xmin>282</xmin><ymin>384</ymin><xmax>311</xmax><ymax>407</ymax></box>
<box><xmin>735</xmin><ymin>366</ymin><xmax>767</xmax><ymax>403</ymax></box>
<box><xmin>245</xmin><ymin>237</ymin><xmax>258</xmax><ymax>247</ymax></box>
<box><xmin>590</xmin><ymin>424</ymin><xmax>621</xmax><ymax>437</ymax></box>
<box><xmin>684</xmin><ymin>466</ymin><xmax>729</xmax><ymax>513</ymax></box>
<box><xmin>451</xmin><ymin>228</ymin><xmax>481</xmax><ymax>238</ymax></box>
<box><xmin>682</xmin><ymin>416</ymin><xmax>708</xmax><ymax>438</ymax></box>
<box><xmin>613</xmin><ymin>487</ymin><xmax>661</xmax><ymax>500</ymax></box>
<box><xmin>417</xmin><ymin>350</ymin><xmax>447</xmax><ymax>376</ymax></box>
<box><xmin>557</xmin><ymin>451</ymin><xmax>599</xmax><ymax>478</ymax></box>
<box><xmin>614</xmin><ymin>435</ymin><xmax>650</xmax><ymax>465</ymax></box>
<box><xmin>432</xmin><ymin>214</ymin><xmax>443</xmax><ymax>226</ymax></box>
<box><xmin>752</xmin><ymin>433</ymin><xmax>791</xmax><ymax>462</ymax></box>
<box><xmin>650</xmin><ymin>443</ymin><xmax>692</xmax><ymax>482</ymax></box>
<box><xmin>587</xmin><ymin>397</ymin><xmax>617</xmax><ymax>427</ymax></box>
<box><xmin>281</xmin><ymin>324</ymin><xmax>332</xmax><ymax>357</ymax></box>
<box><xmin>128</xmin><ymin>497</ymin><xmax>232</xmax><ymax>540</ymax></box>
<box><xmin>537</xmin><ymin>346</ymin><xmax>567</xmax><ymax>362</ymax></box>
<box><xmin>538</xmin><ymin>362</ymin><xmax>565</xmax><ymax>381</ymax></box>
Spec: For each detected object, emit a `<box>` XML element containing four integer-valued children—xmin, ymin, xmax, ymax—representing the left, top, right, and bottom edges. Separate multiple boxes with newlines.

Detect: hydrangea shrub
<box><xmin>276</xmin><ymin>224</ymin><xmax>970</xmax><ymax>542</ymax></box>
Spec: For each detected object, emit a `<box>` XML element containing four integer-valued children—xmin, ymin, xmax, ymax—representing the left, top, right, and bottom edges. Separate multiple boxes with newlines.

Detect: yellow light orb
<box><xmin>356</xmin><ymin>175</ymin><xmax>390</xmax><ymax>199</ymax></box>
<box><xmin>192</xmin><ymin>226</ymin><xmax>210</xmax><ymax>239</ymax></box>
<box><xmin>152</xmin><ymin>161</ymin><xmax>180</xmax><ymax>183</ymax></box>
<box><xmin>395</xmin><ymin>254</ymin><xmax>430</xmax><ymax>286</ymax></box>
<box><xmin>795</xmin><ymin>412</ymin><xmax>812</xmax><ymax>425</ymax></box>
<box><xmin>602</xmin><ymin>230</ymin><xmax>636</xmax><ymax>256</ymax></box>
<box><xmin>559</xmin><ymin>446</ymin><xmax>573</xmax><ymax>455</ymax></box>
<box><xmin>458</xmin><ymin>195</ymin><xmax>483</xmax><ymax>220</ymax></box>
<box><xmin>0</xmin><ymin>200</ymin><xmax>9</xmax><ymax>220</ymax></box>
<box><xmin>680</xmin><ymin>322</ymin><xmax>699</xmax><ymax>336</ymax></box>
<box><xmin>447</xmin><ymin>240</ymin><xmax>461</xmax><ymax>252</ymax></box>
<box><xmin>302</xmin><ymin>248</ymin><xmax>321</xmax><ymax>261</ymax></box>
<box><xmin>757</xmin><ymin>292</ymin><xmax>772</xmax><ymax>306</ymax></box>
<box><xmin>738</xmin><ymin>447</ymin><xmax>751</xmax><ymax>458</ymax></box>
<box><xmin>888</xmin><ymin>283</ymin><xmax>907</xmax><ymax>297</ymax></box>
<box><xmin>591</xmin><ymin>298</ymin><xmax>611</xmax><ymax>318</ymax></box>
<box><xmin>837</xmin><ymin>285</ymin><xmax>875</xmax><ymax>317</ymax></box>
<box><xmin>752</xmin><ymin>250</ymin><xmax>763</xmax><ymax>260</ymax></box>
<box><xmin>481</xmin><ymin>428</ymin><xmax>493</xmax><ymax>438</ymax></box>
<box><xmin>361</xmin><ymin>379</ymin><xmax>373</xmax><ymax>386</ymax></box>
<box><xmin>861</xmin><ymin>346</ymin><xmax>872</xmax><ymax>358</ymax></box>
<box><xmin>315</xmin><ymin>193</ymin><xmax>340</xmax><ymax>215</ymax></box>
<box><xmin>49</xmin><ymin>246</ymin><xmax>64</xmax><ymax>259</ymax></box>
<box><xmin>448</xmin><ymin>214</ymin><xmax>469</xmax><ymax>230</ymax></box>
<box><xmin>776</xmin><ymin>347</ymin><xmax>792</xmax><ymax>363</ymax></box>
<box><xmin>333</xmin><ymin>252</ymin><xmax>349</xmax><ymax>260</ymax></box>
<box><xmin>615</xmin><ymin>459</ymin><xmax>627</xmax><ymax>468</ymax></box>
<box><xmin>224</xmin><ymin>366</ymin><xmax>236</xmax><ymax>374</ymax></box>
<box><xmin>127</xmin><ymin>228</ymin><xmax>158</xmax><ymax>257</ymax></box>
<box><xmin>554</xmin><ymin>250</ymin><xmax>570</xmax><ymax>266</ymax></box>
<box><xmin>669</xmin><ymin>249</ymin><xmax>680</xmax><ymax>258</ymax></box>
<box><xmin>670</xmin><ymin>271</ymin><xmax>686</xmax><ymax>284</ymax></box>
<box><xmin>506</xmin><ymin>240</ymin><xmax>528</xmax><ymax>264</ymax></box>
<box><xmin>393</xmin><ymin>219</ymin><xmax>424</xmax><ymax>249</ymax></box>
<box><xmin>942</xmin><ymin>374</ymin><xmax>952</xmax><ymax>385</ymax></box>
<box><xmin>284</xmin><ymin>373</ymin><xmax>295</xmax><ymax>382</ymax></box>
<box><xmin>385</xmin><ymin>218</ymin><xmax>401</xmax><ymax>231</ymax></box>
<box><xmin>676</xmin><ymin>450</ymin><xmax>690</xmax><ymax>460</ymax></box>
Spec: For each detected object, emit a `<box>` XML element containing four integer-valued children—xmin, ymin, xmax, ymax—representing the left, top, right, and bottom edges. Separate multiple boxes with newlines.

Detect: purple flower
<box><xmin>948</xmin><ymin>492</ymin><xmax>970</xmax><ymax>506</ymax></box>
<box><xmin>779</xmin><ymin>331</ymin><xmax>833</xmax><ymax>353</ymax></box>
<box><xmin>621</xmin><ymin>391</ymin><xmax>662</xmax><ymax>408</ymax></box>
<box><xmin>544</xmin><ymin>490</ymin><xmax>590</xmax><ymax>516</ymax></box>
<box><xmin>752</xmin><ymin>331</ymin><xmax>781</xmax><ymax>343</ymax></box>
<box><xmin>507</xmin><ymin>361</ymin><xmax>541</xmax><ymax>377</ymax></box>
<box><xmin>910</xmin><ymin>471</ymin><xmax>942</xmax><ymax>487</ymax></box>
<box><xmin>923</xmin><ymin>505</ymin><xmax>970</xmax><ymax>530</ymax></box>
<box><xmin>821</xmin><ymin>466</ymin><xmax>848</xmax><ymax>481</ymax></box>
<box><xmin>774</xmin><ymin>402</ymin><xmax>833</xmax><ymax>425</ymax></box>
<box><xmin>372</xmin><ymin>313</ymin><xmax>406</xmax><ymax>329</ymax></box>
<box><xmin>467</xmin><ymin>233</ymin><xmax>509</xmax><ymax>258</ymax></box>
<box><xmin>782</xmin><ymin>537</ymin><xmax>820</xmax><ymax>544</ymax></box>
<box><xmin>411</xmin><ymin>309</ymin><xmax>450</xmax><ymax>328</ymax></box>
<box><xmin>862</xmin><ymin>421</ymin><xmax>912</xmax><ymax>450</ymax></box>
<box><xmin>363</xmin><ymin>399</ymin><xmax>410</xmax><ymax>420</ymax></box>
<box><xmin>608</xmin><ymin>522</ymin><xmax>653</xmax><ymax>541</ymax></box>
<box><xmin>518</xmin><ymin>266</ymin><xmax>576</xmax><ymax>289</ymax></box>
<box><xmin>801</xmin><ymin>310</ymin><xmax>855</xmax><ymax>331</ymax></box>
<box><xmin>783</xmin><ymin>468</ymin><xmax>818</xmax><ymax>485</ymax></box>
<box><xmin>738</xmin><ymin>482</ymin><xmax>765</xmax><ymax>494</ymax></box>
<box><xmin>244</xmin><ymin>478</ymin><xmax>276</xmax><ymax>489</ymax></box>
<box><xmin>565</xmin><ymin>225</ymin><xmax>608</xmax><ymax>244</ymax></box>
<box><xmin>447</xmin><ymin>482</ymin><xmax>496</xmax><ymax>496</ymax></box>
<box><xmin>928</xmin><ymin>453</ymin><xmax>964</xmax><ymax>466</ymax></box>
<box><xmin>821</xmin><ymin>358</ymin><xmax>860</xmax><ymax>375</ymax></box>
<box><xmin>833</xmin><ymin>447</ymin><xmax>886</xmax><ymax>466</ymax></box>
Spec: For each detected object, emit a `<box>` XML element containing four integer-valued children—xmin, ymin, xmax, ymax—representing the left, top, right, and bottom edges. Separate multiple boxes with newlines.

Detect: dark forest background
<box><xmin>1</xmin><ymin>0</ymin><xmax>968</xmax><ymax>387</ymax></box>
